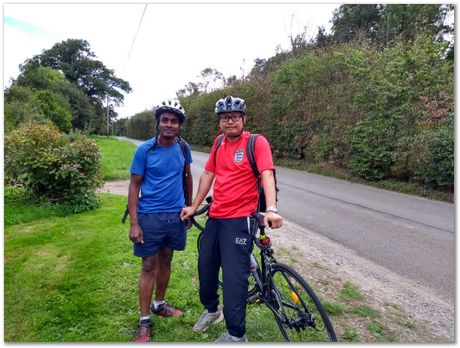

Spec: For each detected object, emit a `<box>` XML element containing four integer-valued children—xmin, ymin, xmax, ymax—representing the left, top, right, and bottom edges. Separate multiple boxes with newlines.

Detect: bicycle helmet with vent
<box><xmin>155</xmin><ymin>99</ymin><xmax>186</xmax><ymax>123</ymax></box>
<box><xmin>215</xmin><ymin>96</ymin><xmax>246</xmax><ymax>116</ymax></box>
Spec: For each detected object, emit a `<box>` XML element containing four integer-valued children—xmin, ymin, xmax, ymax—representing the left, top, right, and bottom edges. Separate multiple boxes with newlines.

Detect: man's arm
<box><xmin>260</xmin><ymin>169</ymin><xmax>283</xmax><ymax>229</ymax></box>
<box><xmin>128</xmin><ymin>174</ymin><xmax>144</xmax><ymax>244</ymax></box>
<box><xmin>181</xmin><ymin>169</ymin><xmax>215</xmax><ymax>220</ymax></box>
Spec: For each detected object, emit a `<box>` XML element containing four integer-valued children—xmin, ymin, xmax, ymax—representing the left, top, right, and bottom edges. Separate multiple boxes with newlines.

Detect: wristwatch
<box><xmin>265</xmin><ymin>206</ymin><xmax>279</xmax><ymax>214</ymax></box>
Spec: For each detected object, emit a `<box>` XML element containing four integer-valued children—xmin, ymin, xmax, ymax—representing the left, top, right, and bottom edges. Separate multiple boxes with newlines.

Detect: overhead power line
<box><xmin>127</xmin><ymin>4</ymin><xmax>147</xmax><ymax>59</ymax></box>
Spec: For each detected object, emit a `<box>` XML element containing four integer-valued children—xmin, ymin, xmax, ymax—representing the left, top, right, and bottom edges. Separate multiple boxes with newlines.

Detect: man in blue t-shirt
<box><xmin>128</xmin><ymin>99</ymin><xmax>193</xmax><ymax>342</ymax></box>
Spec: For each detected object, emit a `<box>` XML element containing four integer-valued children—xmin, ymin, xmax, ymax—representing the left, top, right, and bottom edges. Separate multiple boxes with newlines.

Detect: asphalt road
<box><xmin>118</xmin><ymin>136</ymin><xmax>455</xmax><ymax>302</ymax></box>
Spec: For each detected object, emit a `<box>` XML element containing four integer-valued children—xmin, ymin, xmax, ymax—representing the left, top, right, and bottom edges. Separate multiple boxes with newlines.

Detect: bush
<box><xmin>348</xmin><ymin>118</ymin><xmax>396</xmax><ymax>180</ymax></box>
<box><xmin>4</xmin><ymin>123</ymin><xmax>103</xmax><ymax>212</ymax></box>
<box><xmin>413</xmin><ymin>122</ymin><xmax>454</xmax><ymax>190</ymax></box>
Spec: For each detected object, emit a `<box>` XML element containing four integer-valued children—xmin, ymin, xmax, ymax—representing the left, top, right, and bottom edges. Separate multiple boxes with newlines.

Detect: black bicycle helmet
<box><xmin>155</xmin><ymin>99</ymin><xmax>186</xmax><ymax>123</ymax></box>
<box><xmin>215</xmin><ymin>95</ymin><xmax>246</xmax><ymax>116</ymax></box>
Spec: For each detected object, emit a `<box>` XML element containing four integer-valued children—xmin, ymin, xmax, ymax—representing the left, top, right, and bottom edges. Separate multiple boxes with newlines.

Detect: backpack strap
<box><xmin>246</xmin><ymin>134</ymin><xmax>260</xmax><ymax>180</ymax></box>
<box><xmin>213</xmin><ymin>134</ymin><xmax>225</xmax><ymax>168</ymax></box>
<box><xmin>246</xmin><ymin>134</ymin><xmax>263</xmax><ymax>211</ymax></box>
<box><xmin>177</xmin><ymin>137</ymin><xmax>189</xmax><ymax>205</ymax></box>
<box><xmin>147</xmin><ymin>135</ymin><xmax>159</xmax><ymax>152</ymax></box>
<box><xmin>246</xmin><ymin>133</ymin><xmax>279</xmax><ymax>211</ymax></box>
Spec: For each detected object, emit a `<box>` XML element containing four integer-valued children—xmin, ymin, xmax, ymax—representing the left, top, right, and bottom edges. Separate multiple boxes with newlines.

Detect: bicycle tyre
<box><xmin>268</xmin><ymin>263</ymin><xmax>337</xmax><ymax>342</ymax></box>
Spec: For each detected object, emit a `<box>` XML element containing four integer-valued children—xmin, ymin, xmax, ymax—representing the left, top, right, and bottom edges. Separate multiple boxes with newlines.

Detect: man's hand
<box><xmin>181</xmin><ymin>206</ymin><xmax>197</xmax><ymax>221</ymax></box>
<box><xmin>264</xmin><ymin>211</ymin><xmax>283</xmax><ymax>229</ymax></box>
<box><xmin>129</xmin><ymin>224</ymin><xmax>144</xmax><ymax>244</ymax></box>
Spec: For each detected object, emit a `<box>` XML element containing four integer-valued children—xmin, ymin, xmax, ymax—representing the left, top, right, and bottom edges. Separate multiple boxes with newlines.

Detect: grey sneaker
<box><xmin>215</xmin><ymin>331</ymin><xmax>248</xmax><ymax>342</ymax></box>
<box><xmin>192</xmin><ymin>308</ymin><xmax>224</xmax><ymax>332</ymax></box>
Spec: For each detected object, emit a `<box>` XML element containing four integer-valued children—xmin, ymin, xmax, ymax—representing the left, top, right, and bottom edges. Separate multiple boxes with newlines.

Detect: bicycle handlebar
<box><xmin>190</xmin><ymin>196</ymin><xmax>213</xmax><ymax>231</ymax></box>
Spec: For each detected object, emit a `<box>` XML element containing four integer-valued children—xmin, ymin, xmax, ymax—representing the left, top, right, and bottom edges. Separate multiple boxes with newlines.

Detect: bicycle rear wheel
<box><xmin>268</xmin><ymin>263</ymin><xmax>337</xmax><ymax>342</ymax></box>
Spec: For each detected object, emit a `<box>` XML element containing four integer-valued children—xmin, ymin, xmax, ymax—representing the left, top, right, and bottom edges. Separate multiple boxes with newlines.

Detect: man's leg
<box><xmin>198</xmin><ymin>218</ymin><xmax>221</xmax><ymax>312</ymax></box>
<box><xmin>139</xmin><ymin>255</ymin><xmax>159</xmax><ymax>316</ymax></box>
<box><xmin>192</xmin><ymin>218</ymin><xmax>225</xmax><ymax>333</ymax></box>
<box><xmin>219</xmin><ymin>217</ymin><xmax>253</xmax><ymax>339</ymax></box>
<box><xmin>150</xmin><ymin>213</ymin><xmax>187</xmax><ymax>317</ymax></box>
<box><xmin>154</xmin><ymin>247</ymin><xmax>173</xmax><ymax>301</ymax></box>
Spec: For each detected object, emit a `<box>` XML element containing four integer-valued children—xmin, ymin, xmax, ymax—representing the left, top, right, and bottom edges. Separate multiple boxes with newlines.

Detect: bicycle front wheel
<box><xmin>268</xmin><ymin>263</ymin><xmax>337</xmax><ymax>342</ymax></box>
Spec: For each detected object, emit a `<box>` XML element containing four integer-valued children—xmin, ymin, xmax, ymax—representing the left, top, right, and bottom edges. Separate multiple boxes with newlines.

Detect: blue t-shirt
<box><xmin>130</xmin><ymin>138</ymin><xmax>192</xmax><ymax>213</ymax></box>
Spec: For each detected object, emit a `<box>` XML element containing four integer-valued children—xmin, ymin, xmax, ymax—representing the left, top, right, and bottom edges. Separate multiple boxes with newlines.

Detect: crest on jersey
<box><xmin>234</xmin><ymin>148</ymin><xmax>244</xmax><ymax>163</ymax></box>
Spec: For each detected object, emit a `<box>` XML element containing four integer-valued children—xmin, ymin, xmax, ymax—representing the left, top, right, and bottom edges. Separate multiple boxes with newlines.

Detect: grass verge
<box><xmin>91</xmin><ymin>135</ymin><xmax>137</xmax><ymax>181</ymax></box>
<box><xmin>4</xmin><ymin>186</ymin><xmax>75</xmax><ymax>226</ymax></box>
<box><xmin>4</xmin><ymin>194</ymin><xmax>301</xmax><ymax>342</ymax></box>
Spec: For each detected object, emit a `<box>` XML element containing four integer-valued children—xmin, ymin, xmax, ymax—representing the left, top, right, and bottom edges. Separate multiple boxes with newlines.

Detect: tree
<box><xmin>176</xmin><ymin>82</ymin><xmax>200</xmax><ymax>98</ymax></box>
<box><xmin>378</xmin><ymin>4</ymin><xmax>453</xmax><ymax>46</ymax></box>
<box><xmin>4</xmin><ymin>85</ymin><xmax>46</xmax><ymax>133</ymax></box>
<box><xmin>31</xmin><ymin>90</ymin><xmax>72</xmax><ymax>132</ymax></box>
<box><xmin>199</xmin><ymin>68</ymin><xmax>226</xmax><ymax>93</ymax></box>
<box><xmin>331</xmin><ymin>4</ymin><xmax>382</xmax><ymax>43</ymax></box>
<box><xmin>331</xmin><ymin>4</ymin><xmax>454</xmax><ymax>48</ymax></box>
<box><xmin>289</xmin><ymin>26</ymin><xmax>310</xmax><ymax>56</ymax></box>
<box><xmin>7</xmin><ymin>65</ymin><xmax>96</xmax><ymax>132</ymax></box>
<box><xmin>21</xmin><ymin>39</ymin><xmax>132</xmax><ymax>133</ymax></box>
<box><xmin>23</xmin><ymin>39</ymin><xmax>132</xmax><ymax>106</ymax></box>
<box><xmin>176</xmin><ymin>68</ymin><xmax>226</xmax><ymax>97</ymax></box>
<box><xmin>5</xmin><ymin>67</ymin><xmax>72</xmax><ymax>132</ymax></box>
<box><xmin>60</xmin><ymin>82</ymin><xmax>98</xmax><ymax>132</ymax></box>
<box><xmin>312</xmin><ymin>26</ymin><xmax>332</xmax><ymax>48</ymax></box>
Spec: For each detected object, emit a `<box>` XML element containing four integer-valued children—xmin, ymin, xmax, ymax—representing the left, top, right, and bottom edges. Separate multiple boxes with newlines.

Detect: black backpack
<box><xmin>213</xmin><ymin>133</ymin><xmax>279</xmax><ymax>212</ymax></box>
<box><xmin>122</xmin><ymin>136</ymin><xmax>189</xmax><ymax>223</ymax></box>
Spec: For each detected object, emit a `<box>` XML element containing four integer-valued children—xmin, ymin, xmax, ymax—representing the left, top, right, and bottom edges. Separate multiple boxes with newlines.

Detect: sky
<box><xmin>3</xmin><ymin>2</ymin><xmax>340</xmax><ymax>119</ymax></box>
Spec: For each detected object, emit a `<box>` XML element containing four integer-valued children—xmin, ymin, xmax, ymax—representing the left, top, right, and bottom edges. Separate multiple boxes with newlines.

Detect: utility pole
<box><xmin>106</xmin><ymin>94</ymin><xmax>110</xmax><ymax>137</ymax></box>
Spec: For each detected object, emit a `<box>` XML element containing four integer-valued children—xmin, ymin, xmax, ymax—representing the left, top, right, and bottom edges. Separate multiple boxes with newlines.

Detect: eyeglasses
<box><xmin>219</xmin><ymin>114</ymin><xmax>242</xmax><ymax>123</ymax></box>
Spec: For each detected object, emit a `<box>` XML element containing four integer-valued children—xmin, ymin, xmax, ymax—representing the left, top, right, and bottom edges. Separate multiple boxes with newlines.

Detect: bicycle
<box><xmin>191</xmin><ymin>197</ymin><xmax>337</xmax><ymax>342</ymax></box>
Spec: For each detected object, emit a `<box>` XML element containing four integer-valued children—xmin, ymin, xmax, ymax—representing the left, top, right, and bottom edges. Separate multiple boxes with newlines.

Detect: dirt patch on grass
<box><xmin>98</xmin><ymin>180</ymin><xmax>129</xmax><ymax>196</ymax></box>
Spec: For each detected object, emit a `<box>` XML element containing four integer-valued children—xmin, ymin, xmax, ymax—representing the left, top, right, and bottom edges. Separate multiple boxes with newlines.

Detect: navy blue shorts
<box><xmin>134</xmin><ymin>212</ymin><xmax>186</xmax><ymax>258</ymax></box>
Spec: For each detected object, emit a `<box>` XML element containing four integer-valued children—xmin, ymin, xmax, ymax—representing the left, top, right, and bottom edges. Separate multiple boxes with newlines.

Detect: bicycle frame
<box><xmin>248</xmin><ymin>213</ymin><xmax>289</xmax><ymax>321</ymax></box>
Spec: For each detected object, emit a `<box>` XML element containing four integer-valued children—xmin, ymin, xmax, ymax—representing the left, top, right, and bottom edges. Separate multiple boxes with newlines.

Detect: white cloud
<box><xmin>4</xmin><ymin>3</ymin><xmax>339</xmax><ymax>118</ymax></box>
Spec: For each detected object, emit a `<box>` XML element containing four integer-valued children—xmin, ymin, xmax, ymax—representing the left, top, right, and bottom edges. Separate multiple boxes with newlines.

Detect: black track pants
<box><xmin>198</xmin><ymin>217</ymin><xmax>254</xmax><ymax>338</ymax></box>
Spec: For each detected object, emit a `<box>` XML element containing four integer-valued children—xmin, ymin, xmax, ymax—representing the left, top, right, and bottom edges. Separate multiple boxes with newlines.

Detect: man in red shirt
<box><xmin>181</xmin><ymin>96</ymin><xmax>283</xmax><ymax>342</ymax></box>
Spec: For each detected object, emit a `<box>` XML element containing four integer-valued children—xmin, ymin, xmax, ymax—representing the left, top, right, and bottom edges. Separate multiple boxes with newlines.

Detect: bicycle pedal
<box><xmin>247</xmin><ymin>294</ymin><xmax>261</xmax><ymax>304</ymax></box>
